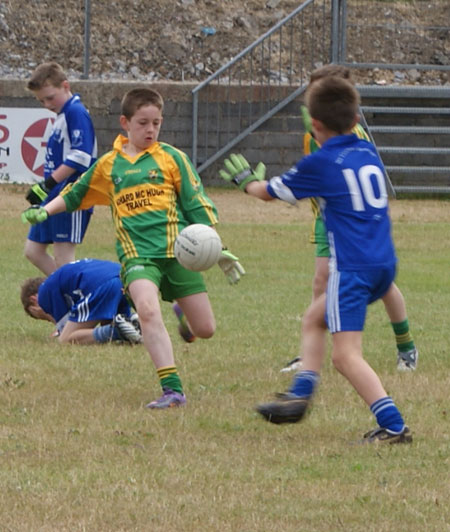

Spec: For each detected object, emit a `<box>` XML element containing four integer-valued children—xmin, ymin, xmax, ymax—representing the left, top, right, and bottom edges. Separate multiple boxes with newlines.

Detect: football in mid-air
<box><xmin>174</xmin><ymin>224</ymin><xmax>222</xmax><ymax>272</ymax></box>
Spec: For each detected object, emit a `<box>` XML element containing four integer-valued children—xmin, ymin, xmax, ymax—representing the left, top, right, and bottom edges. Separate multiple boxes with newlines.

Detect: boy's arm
<box><xmin>44</xmin><ymin>195</ymin><xmax>68</xmax><ymax>216</ymax></box>
<box><xmin>25</xmin><ymin>158</ymin><xmax>110</xmax><ymax>222</ymax></box>
<box><xmin>245</xmin><ymin>180</ymin><xmax>274</xmax><ymax>201</ymax></box>
<box><xmin>21</xmin><ymin>195</ymin><xmax>67</xmax><ymax>224</ymax></box>
<box><xmin>169</xmin><ymin>148</ymin><xmax>218</xmax><ymax>225</ymax></box>
<box><xmin>26</xmin><ymin>104</ymin><xmax>96</xmax><ymax>205</ymax></box>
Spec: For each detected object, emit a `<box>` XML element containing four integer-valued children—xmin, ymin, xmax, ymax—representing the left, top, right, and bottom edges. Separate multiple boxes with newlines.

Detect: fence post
<box><xmin>331</xmin><ymin>0</ymin><xmax>347</xmax><ymax>63</ymax></box>
<box><xmin>192</xmin><ymin>91</ymin><xmax>199</xmax><ymax>167</ymax></box>
<box><xmin>82</xmin><ymin>0</ymin><xmax>91</xmax><ymax>79</ymax></box>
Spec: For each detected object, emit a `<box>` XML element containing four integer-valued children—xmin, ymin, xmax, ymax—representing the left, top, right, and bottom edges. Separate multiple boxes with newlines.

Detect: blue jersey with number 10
<box><xmin>267</xmin><ymin>134</ymin><xmax>396</xmax><ymax>272</ymax></box>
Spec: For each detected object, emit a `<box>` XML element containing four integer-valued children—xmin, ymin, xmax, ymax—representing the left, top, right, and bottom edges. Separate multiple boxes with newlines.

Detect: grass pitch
<box><xmin>1</xmin><ymin>186</ymin><xmax>450</xmax><ymax>531</ymax></box>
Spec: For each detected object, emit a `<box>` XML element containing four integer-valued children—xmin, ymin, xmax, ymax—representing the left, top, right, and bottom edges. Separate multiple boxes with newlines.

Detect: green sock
<box><xmin>157</xmin><ymin>365</ymin><xmax>183</xmax><ymax>394</ymax></box>
<box><xmin>391</xmin><ymin>319</ymin><xmax>415</xmax><ymax>353</ymax></box>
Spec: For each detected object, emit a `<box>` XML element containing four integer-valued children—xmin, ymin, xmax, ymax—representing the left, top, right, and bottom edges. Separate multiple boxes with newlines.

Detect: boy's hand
<box><xmin>25</xmin><ymin>177</ymin><xmax>57</xmax><ymax>205</ymax></box>
<box><xmin>218</xmin><ymin>249</ymin><xmax>246</xmax><ymax>284</ymax></box>
<box><xmin>21</xmin><ymin>205</ymin><xmax>49</xmax><ymax>225</ymax></box>
<box><xmin>219</xmin><ymin>153</ymin><xmax>266</xmax><ymax>191</ymax></box>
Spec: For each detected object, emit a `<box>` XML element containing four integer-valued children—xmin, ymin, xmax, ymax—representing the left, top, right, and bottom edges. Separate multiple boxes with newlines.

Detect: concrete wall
<box><xmin>0</xmin><ymin>79</ymin><xmax>303</xmax><ymax>185</ymax></box>
<box><xmin>3</xmin><ymin>79</ymin><xmax>448</xmax><ymax>190</ymax></box>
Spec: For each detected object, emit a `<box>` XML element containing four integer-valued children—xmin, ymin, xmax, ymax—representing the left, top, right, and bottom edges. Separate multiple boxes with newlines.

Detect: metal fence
<box><xmin>187</xmin><ymin>0</ymin><xmax>450</xmax><ymax>194</ymax></box>
<box><xmin>79</xmin><ymin>0</ymin><xmax>450</xmax><ymax>193</ymax></box>
<box><xmin>191</xmin><ymin>0</ymin><xmax>332</xmax><ymax>172</ymax></box>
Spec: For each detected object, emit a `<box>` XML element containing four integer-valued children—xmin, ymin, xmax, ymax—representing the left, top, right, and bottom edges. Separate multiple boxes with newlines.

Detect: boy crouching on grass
<box><xmin>20</xmin><ymin>258</ymin><xmax>142</xmax><ymax>345</ymax></box>
<box><xmin>22</xmin><ymin>88</ymin><xmax>244</xmax><ymax>410</ymax></box>
<box><xmin>220</xmin><ymin>76</ymin><xmax>412</xmax><ymax>444</ymax></box>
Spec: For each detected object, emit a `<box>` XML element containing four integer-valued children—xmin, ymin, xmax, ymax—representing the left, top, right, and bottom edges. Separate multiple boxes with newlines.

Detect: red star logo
<box><xmin>21</xmin><ymin>118</ymin><xmax>55</xmax><ymax>177</ymax></box>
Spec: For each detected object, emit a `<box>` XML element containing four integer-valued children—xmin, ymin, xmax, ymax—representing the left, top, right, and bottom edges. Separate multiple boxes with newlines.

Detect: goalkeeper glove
<box><xmin>25</xmin><ymin>176</ymin><xmax>58</xmax><ymax>205</ymax></box>
<box><xmin>219</xmin><ymin>153</ymin><xmax>266</xmax><ymax>191</ymax></box>
<box><xmin>21</xmin><ymin>205</ymin><xmax>49</xmax><ymax>225</ymax></box>
<box><xmin>218</xmin><ymin>248</ymin><xmax>245</xmax><ymax>285</ymax></box>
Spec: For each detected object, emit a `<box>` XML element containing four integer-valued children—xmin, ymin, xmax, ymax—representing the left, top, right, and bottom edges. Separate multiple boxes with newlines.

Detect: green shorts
<box><xmin>312</xmin><ymin>216</ymin><xmax>331</xmax><ymax>258</ymax></box>
<box><xmin>121</xmin><ymin>257</ymin><xmax>207</xmax><ymax>302</ymax></box>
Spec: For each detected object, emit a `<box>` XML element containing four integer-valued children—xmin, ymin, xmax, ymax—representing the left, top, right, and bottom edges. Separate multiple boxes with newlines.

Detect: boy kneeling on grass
<box><xmin>21</xmin><ymin>258</ymin><xmax>142</xmax><ymax>345</ymax></box>
<box><xmin>220</xmin><ymin>75</ymin><xmax>412</xmax><ymax>444</ymax></box>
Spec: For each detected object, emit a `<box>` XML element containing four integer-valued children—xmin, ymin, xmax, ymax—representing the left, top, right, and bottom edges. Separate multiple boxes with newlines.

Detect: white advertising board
<box><xmin>0</xmin><ymin>108</ymin><xmax>56</xmax><ymax>184</ymax></box>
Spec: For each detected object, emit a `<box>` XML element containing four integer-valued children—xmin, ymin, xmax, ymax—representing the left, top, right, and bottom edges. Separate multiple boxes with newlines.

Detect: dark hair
<box><xmin>27</xmin><ymin>62</ymin><xmax>67</xmax><ymax>91</ymax></box>
<box><xmin>20</xmin><ymin>277</ymin><xmax>45</xmax><ymax>318</ymax></box>
<box><xmin>309</xmin><ymin>64</ymin><xmax>353</xmax><ymax>85</ymax></box>
<box><xmin>121</xmin><ymin>88</ymin><xmax>164</xmax><ymax>119</ymax></box>
<box><xmin>306</xmin><ymin>76</ymin><xmax>360</xmax><ymax>134</ymax></box>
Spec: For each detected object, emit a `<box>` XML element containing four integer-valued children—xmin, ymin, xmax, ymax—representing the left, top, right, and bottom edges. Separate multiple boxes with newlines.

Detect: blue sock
<box><xmin>288</xmin><ymin>370</ymin><xmax>319</xmax><ymax>398</ymax></box>
<box><xmin>93</xmin><ymin>324</ymin><xmax>121</xmax><ymax>343</ymax></box>
<box><xmin>370</xmin><ymin>396</ymin><xmax>405</xmax><ymax>433</ymax></box>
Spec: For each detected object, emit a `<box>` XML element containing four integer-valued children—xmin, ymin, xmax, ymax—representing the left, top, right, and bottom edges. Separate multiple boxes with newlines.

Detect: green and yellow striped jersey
<box><xmin>62</xmin><ymin>134</ymin><xmax>218</xmax><ymax>262</ymax></box>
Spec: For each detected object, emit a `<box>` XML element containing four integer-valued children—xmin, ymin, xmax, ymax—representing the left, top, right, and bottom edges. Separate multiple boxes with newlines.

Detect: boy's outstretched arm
<box><xmin>21</xmin><ymin>195</ymin><xmax>68</xmax><ymax>224</ymax></box>
<box><xmin>245</xmin><ymin>179</ymin><xmax>273</xmax><ymax>201</ymax></box>
<box><xmin>219</xmin><ymin>153</ymin><xmax>274</xmax><ymax>201</ymax></box>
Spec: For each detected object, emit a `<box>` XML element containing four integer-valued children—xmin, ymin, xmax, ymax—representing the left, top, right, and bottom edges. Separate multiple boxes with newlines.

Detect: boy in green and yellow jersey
<box><xmin>286</xmin><ymin>65</ymin><xmax>418</xmax><ymax>373</ymax></box>
<box><xmin>22</xmin><ymin>87</ymin><xmax>244</xmax><ymax>408</ymax></box>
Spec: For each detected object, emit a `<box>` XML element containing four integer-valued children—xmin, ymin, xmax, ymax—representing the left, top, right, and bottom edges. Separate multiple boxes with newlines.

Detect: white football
<box><xmin>174</xmin><ymin>224</ymin><xmax>222</xmax><ymax>272</ymax></box>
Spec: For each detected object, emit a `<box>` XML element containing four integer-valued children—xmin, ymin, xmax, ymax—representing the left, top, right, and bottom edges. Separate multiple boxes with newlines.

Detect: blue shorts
<box><xmin>68</xmin><ymin>277</ymin><xmax>131</xmax><ymax>323</ymax></box>
<box><xmin>326</xmin><ymin>265</ymin><xmax>396</xmax><ymax>333</ymax></box>
<box><xmin>27</xmin><ymin>210</ymin><xmax>92</xmax><ymax>244</ymax></box>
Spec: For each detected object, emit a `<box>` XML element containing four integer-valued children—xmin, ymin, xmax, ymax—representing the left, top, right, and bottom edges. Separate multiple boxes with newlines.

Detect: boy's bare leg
<box><xmin>381</xmin><ymin>281</ymin><xmax>418</xmax><ymax>371</ymax></box>
<box><xmin>53</xmin><ymin>242</ymin><xmax>77</xmax><ymax>270</ymax></box>
<box><xmin>58</xmin><ymin>320</ymin><xmax>100</xmax><ymax>344</ymax></box>
<box><xmin>176</xmin><ymin>292</ymin><xmax>215</xmax><ymax>339</ymax></box>
<box><xmin>331</xmin><ymin>330</ymin><xmax>387</xmax><ymax>406</ymax></box>
<box><xmin>312</xmin><ymin>256</ymin><xmax>329</xmax><ymax>301</ymax></box>
<box><xmin>300</xmin><ymin>294</ymin><xmax>328</xmax><ymax>373</ymax></box>
<box><xmin>128</xmin><ymin>278</ymin><xmax>175</xmax><ymax>369</ymax></box>
<box><xmin>24</xmin><ymin>239</ymin><xmax>57</xmax><ymax>276</ymax></box>
<box><xmin>282</xmin><ymin>256</ymin><xmax>328</xmax><ymax>372</ymax></box>
<box><xmin>381</xmin><ymin>282</ymin><xmax>406</xmax><ymax>322</ymax></box>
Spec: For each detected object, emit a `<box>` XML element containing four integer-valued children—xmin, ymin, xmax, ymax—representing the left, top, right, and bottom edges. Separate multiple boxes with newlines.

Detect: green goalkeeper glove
<box><xmin>300</xmin><ymin>105</ymin><xmax>313</xmax><ymax>134</ymax></box>
<box><xmin>219</xmin><ymin>153</ymin><xmax>266</xmax><ymax>191</ymax></box>
<box><xmin>21</xmin><ymin>205</ymin><xmax>49</xmax><ymax>225</ymax></box>
<box><xmin>25</xmin><ymin>176</ymin><xmax>58</xmax><ymax>205</ymax></box>
<box><xmin>218</xmin><ymin>248</ymin><xmax>245</xmax><ymax>285</ymax></box>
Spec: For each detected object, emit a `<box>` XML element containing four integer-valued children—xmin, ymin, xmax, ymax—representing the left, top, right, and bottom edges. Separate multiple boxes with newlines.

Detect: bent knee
<box><xmin>331</xmin><ymin>352</ymin><xmax>343</xmax><ymax>371</ymax></box>
<box><xmin>191</xmin><ymin>319</ymin><xmax>216</xmax><ymax>339</ymax></box>
<box><xmin>23</xmin><ymin>244</ymin><xmax>36</xmax><ymax>262</ymax></box>
<box><xmin>135</xmin><ymin>304</ymin><xmax>161</xmax><ymax>326</ymax></box>
<box><xmin>331</xmin><ymin>349</ymin><xmax>358</xmax><ymax>373</ymax></box>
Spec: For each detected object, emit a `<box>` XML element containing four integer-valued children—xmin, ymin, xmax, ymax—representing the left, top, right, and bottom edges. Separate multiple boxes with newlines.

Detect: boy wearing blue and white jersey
<box><xmin>220</xmin><ymin>75</ymin><xmax>412</xmax><ymax>444</ymax></box>
<box><xmin>272</xmin><ymin>136</ymin><xmax>396</xmax><ymax>272</ymax></box>
<box><xmin>24</xmin><ymin>62</ymin><xmax>97</xmax><ymax>276</ymax></box>
<box><xmin>20</xmin><ymin>258</ymin><xmax>141</xmax><ymax>345</ymax></box>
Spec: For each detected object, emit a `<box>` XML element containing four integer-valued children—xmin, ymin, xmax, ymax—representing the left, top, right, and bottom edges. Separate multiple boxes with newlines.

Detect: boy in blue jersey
<box><xmin>286</xmin><ymin>64</ymin><xmax>417</xmax><ymax>374</ymax></box>
<box><xmin>20</xmin><ymin>258</ymin><xmax>141</xmax><ymax>345</ymax></box>
<box><xmin>220</xmin><ymin>76</ymin><xmax>412</xmax><ymax>443</ymax></box>
<box><xmin>24</xmin><ymin>62</ymin><xmax>97</xmax><ymax>276</ymax></box>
